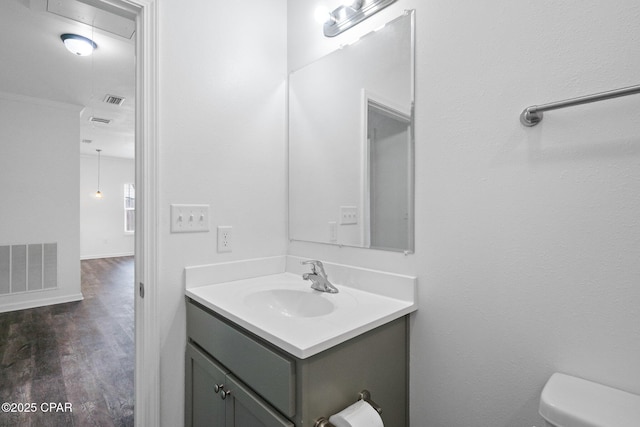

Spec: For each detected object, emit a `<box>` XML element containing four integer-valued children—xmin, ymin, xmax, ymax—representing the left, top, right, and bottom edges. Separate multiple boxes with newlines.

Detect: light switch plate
<box><xmin>339</xmin><ymin>206</ymin><xmax>358</xmax><ymax>225</ymax></box>
<box><xmin>170</xmin><ymin>204</ymin><xmax>210</xmax><ymax>233</ymax></box>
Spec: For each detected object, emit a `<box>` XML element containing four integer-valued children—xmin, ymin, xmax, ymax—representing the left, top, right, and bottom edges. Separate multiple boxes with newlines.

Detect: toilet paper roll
<box><xmin>328</xmin><ymin>399</ymin><xmax>384</xmax><ymax>427</ymax></box>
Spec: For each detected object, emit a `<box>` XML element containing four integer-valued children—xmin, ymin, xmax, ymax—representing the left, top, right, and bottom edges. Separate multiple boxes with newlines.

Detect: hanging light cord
<box><xmin>96</xmin><ymin>149</ymin><xmax>102</xmax><ymax>192</ymax></box>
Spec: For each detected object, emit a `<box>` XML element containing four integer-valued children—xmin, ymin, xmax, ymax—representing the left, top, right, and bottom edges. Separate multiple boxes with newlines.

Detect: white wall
<box><xmin>0</xmin><ymin>93</ymin><xmax>82</xmax><ymax>312</ymax></box>
<box><xmin>80</xmin><ymin>154</ymin><xmax>135</xmax><ymax>259</ymax></box>
<box><xmin>157</xmin><ymin>0</ymin><xmax>288</xmax><ymax>425</ymax></box>
<box><xmin>288</xmin><ymin>1</ymin><xmax>640</xmax><ymax>427</ymax></box>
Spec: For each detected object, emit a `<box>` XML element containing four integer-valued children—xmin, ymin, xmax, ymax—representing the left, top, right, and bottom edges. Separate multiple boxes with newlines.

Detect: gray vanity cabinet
<box><xmin>223</xmin><ymin>375</ymin><xmax>293</xmax><ymax>427</ymax></box>
<box><xmin>186</xmin><ymin>342</ymin><xmax>293</xmax><ymax>427</ymax></box>
<box><xmin>185</xmin><ymin>343</ymin><xmax>227</xmax><ymax>426</ymax></box>
<box><xmin>186</xmin><ymin>298</ymin><xmax>408</xmax><ymax>427</ymax></box>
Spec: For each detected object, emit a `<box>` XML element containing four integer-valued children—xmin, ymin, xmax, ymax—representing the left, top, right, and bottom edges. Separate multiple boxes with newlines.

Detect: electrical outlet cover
<box><xmin>217</xmin><ymin>226</ymin><xmax>233</xmax><ymax>252</ymax></box>
<box><xmin>329</xmin><ymin>221</ymin><xmax>338</xmax><ymax>242</ymax></box>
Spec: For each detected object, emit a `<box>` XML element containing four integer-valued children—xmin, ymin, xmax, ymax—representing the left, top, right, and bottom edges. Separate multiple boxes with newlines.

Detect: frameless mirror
<box><xmin>288</xmin><ymin>11</ymin><xmax>415</xmax><ymax>252</ymax></box>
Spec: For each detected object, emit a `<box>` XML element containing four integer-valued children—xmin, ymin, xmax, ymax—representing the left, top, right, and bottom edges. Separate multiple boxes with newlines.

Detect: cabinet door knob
<box><xmin>220</xmin><ymin>389</ymin><xmax>231</xmax><ymax>400</ymax></box>
<box><xmin>214</xmin><ymin>384</ymin><xmax>224</xmax><ymax>394</ymax></box>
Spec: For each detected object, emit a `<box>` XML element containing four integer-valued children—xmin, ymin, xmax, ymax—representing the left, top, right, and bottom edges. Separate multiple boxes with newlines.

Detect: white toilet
<box><xmin>539</xmin><ymin>373</ymin><xmax>640</xmax><ymax>427</ymax></box>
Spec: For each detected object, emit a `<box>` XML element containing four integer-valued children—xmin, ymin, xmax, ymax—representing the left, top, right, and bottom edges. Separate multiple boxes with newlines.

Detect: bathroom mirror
<box><xmin>289</xmin><ymin>11</ymin><xmax>415</xmax><ymax>252</ymax></box>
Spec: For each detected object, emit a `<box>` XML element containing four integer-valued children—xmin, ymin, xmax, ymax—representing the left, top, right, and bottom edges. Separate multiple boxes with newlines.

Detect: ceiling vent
<box><xmin>89</xmin><ymin>116</ymin><xmax>112</xmax><ymax>124</ymax></box>
<box><xmin>103</xmin><ymin>94</ymin><xmax>126</xmax><ymax>106</ymax></box>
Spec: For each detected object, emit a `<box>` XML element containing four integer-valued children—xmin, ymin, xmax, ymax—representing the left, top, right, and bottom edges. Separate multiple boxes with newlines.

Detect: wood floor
<box><xmin>0</xmin><ymin>256</ymin><xmax>134</xmax><ymax>427</ymax></box>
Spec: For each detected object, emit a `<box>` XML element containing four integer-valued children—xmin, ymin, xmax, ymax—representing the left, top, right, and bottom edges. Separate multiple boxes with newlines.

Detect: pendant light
<box><xmin>95</xmin><ymin>149</ymin><xmax>103</xmax><ymax>198</ymax></box>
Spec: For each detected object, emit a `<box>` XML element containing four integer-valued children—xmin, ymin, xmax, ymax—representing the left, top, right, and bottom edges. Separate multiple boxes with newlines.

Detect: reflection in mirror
<box><xmin>289</xmin><ymin>11</ymin><xmax>415</xmax><ymax>252</ymax></box>
<box><xmin>365</xmin><ymin>95</ymin><xmax>413</xmax><ymax>251</ymax></box>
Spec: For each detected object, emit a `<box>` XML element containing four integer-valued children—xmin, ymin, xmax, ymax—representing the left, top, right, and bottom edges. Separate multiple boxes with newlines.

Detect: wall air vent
<box><xmin>82</xmin><ymin>139</ymin><xmax>93</xmax><ymax>144</ymax></box>
<box><xmin>89</xmin><ymin>116</ymin><xmax>112</xmax><ymax>124</ymax></box>
<box><xmin>103</xmin><ymin>94</ymin><xmax>126</xmax><ymax>106</ymax></box>
<box><xmin>0</xmin><ymin>243</ymin><xmax>58</xmax><ymax>295</ymax></box>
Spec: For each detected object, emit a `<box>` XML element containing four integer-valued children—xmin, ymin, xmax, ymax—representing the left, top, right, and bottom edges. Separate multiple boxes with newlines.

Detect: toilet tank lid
<box><xmin>539</xmin><ymin>373</ymin><xmax>640</xmax><ymax>427</ymax></box>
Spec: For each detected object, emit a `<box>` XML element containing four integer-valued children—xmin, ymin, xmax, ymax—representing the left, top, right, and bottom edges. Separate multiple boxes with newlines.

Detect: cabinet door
<box><xmin>224</xmin><ymin>375</ymin><xmax>294</xmax><ymax>427</ymax></box>
<box><xmin>186</xmin><ymin>343</ymin><xmax>228</xmax><ymax>427</ymax></box>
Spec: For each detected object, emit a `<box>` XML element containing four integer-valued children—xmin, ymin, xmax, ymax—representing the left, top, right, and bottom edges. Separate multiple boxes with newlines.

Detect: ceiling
<box><xmin>0</xmin><ymin>0</ymin><xmax>136</xmax><ymax>159</ymax></box>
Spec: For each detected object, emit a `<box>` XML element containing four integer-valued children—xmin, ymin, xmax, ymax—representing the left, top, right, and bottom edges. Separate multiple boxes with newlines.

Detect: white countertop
<box><xmin>186</xmin><ymin>271</ymin><xmax>417</xmax><ymax>359</ymax></box>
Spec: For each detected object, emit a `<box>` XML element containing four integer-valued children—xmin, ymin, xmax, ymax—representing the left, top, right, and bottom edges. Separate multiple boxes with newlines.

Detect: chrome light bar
<box><xmin>323</xmin><ymin>0</ymin><xmax>397</xmax><ymax>37</ymax></box>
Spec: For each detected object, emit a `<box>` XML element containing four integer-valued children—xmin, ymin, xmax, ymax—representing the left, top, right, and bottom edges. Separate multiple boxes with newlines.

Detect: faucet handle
<box><xmin>301</xmin><ymin>260</ymin><xmax>327</xmax><ymax>277</ymax></box>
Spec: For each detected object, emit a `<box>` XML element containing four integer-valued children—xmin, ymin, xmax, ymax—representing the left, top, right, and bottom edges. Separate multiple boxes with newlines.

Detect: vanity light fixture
<box><xmin>321</xmin><ymin>0</ymin><xmax>397</xmax><ymax>37</ymax></box>
<box><xmin>95</xmin><ymin>149</ymin><xmax>103</xmax><ymax>199</ymax></box>
<box><xmin>60</xmin><ymin>33</ymin><xmax>97</xmax><ymax>56</ymax></box>
<box><xmin>314</xmin><ymin>6</ymin><xmax>334</xmax><ymax>24</ymax></box>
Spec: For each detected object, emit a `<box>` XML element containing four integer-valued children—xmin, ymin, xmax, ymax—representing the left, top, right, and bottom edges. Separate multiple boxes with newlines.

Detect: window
<box><xmin>124</xmin><ymin>183</ymin><xmax>135</xmax><ymax>233</ymax></box>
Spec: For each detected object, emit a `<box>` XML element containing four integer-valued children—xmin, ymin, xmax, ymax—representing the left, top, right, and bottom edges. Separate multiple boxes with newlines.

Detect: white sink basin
<box><xmin>244</xmin><ymin>289</ymin><xmax>335</xmax><ymax>318</ymax></box>
<box><xmin>185</xmin><ymin>271</ymin><xmax>416</xmax><ymax>358</ymax></box>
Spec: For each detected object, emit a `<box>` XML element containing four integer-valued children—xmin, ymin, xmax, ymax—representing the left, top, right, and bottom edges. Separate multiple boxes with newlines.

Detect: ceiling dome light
<box><xmin>60</xmin><ymin>33</ymin><xmax>97</xmax><ymax>56</ymax></box>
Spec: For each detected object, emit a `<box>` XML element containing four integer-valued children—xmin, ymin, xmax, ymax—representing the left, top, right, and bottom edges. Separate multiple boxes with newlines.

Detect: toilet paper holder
<box><xmin>314</xmin><ymin>389</ymin><xmax>382</xmax><ymax>427</ymax></box>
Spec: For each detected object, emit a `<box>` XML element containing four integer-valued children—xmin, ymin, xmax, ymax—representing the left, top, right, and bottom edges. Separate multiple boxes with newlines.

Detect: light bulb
<box><xmin>344</xmin><ymin>0</ymin><xmax>364</xmax><ymax>9</ymax></box>
<box><xmin>95</xmin><ymin>190</ymin><xmax>103</xmax><ymax>199</ymax></box>
<box><xmin>314</xmin><ymin>6</ymin><xmax>332</xmax><ymax>24</ymax></box>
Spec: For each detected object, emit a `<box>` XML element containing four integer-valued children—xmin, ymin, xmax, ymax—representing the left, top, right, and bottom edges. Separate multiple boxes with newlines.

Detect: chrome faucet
<box><xmin>301</xmin><ymin>260</ymin><xmax>339</xmax><ymax>293</ymax></box>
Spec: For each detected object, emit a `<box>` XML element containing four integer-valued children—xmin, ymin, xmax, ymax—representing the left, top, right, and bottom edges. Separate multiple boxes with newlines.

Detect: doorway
<box><xmin>362</xmin><ymin>96</ymin><xmax>414</xmax><ymax>252</ymax></box>
<box><xmin>0</xmin><ymin>0</ymin><xmax>158</xmax><ymax>425</ymax></box>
